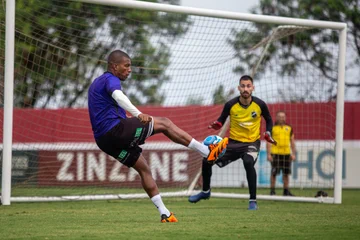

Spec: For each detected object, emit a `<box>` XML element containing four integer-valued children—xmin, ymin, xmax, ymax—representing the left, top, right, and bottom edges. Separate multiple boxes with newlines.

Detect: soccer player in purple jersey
<box><xmin>88</xmin><ymin>50</ymin><xmax>228</xmax><ymax>222</ymax></box>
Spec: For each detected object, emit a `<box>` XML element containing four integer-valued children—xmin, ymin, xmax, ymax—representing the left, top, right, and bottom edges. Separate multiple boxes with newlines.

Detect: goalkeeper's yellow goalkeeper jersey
<box><xmin>270</xmin><ymin>124</ymin><xmax>293</xmax><ymax>155</ymax></box>
<box><xmin>217</xmin><ymin>96</ymin><xmax>273</xmax><ymax>143</ymax></box>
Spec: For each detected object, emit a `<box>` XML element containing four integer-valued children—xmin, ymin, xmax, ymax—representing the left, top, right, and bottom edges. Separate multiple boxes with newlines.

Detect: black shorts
<box><xmin>271</xmin><ymin>154</ymin><xmax>292</xmax><ymax>175</ymax></box>
<box><xmin>95</xmin><ymin>117</ymin><xmax>154</xmax><ymax>168</ymax></box>
<box><xmin>215</xmin><ymin>139</ymin><xmax>260</xmax><ymax>168</ymax></box>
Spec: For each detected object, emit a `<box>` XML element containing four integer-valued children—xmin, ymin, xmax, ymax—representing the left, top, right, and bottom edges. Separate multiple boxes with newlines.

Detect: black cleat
<box><xmin>283</xmin><ymin>190</ymin><xmax>294</xmax><ymax>196</ymax></box>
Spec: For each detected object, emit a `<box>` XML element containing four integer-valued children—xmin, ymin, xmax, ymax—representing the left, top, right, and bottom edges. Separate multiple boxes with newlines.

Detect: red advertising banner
<box><xmin>1</xmin><ymin>102</ymin><xmax>360</xmax><ymax>143</ymax></box>
<box><xmin>37</xmin><ymin>149</ymin><xmax>201</xmax><ymax>187</ymax></box>
<box><xmin>2</xmin><ymin>103</ymin><xmax>360</xmax><ymax>188</ymax></box>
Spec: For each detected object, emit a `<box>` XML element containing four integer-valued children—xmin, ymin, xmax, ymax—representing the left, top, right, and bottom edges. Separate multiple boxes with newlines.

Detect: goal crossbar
<box><xmin>77</xmin><ymin>0</ymin><xmax>346</xmax><ymax>30</ymax></box>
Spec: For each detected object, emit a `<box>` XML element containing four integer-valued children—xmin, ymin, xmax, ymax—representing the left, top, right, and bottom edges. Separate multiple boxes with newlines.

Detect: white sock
<box><xmin>188</xmin><ymin>138</ymin><xmax>209</xmax><ymax>157</ymax></box>
<box><xmin>151</xmin><ymin>194</ymin><xmax>170</xmax><ymax>217</ymax></box>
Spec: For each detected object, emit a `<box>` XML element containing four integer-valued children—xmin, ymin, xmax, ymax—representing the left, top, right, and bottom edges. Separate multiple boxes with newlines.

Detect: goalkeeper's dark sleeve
<box><xmin>216</xmin><ymin>101</ymin><xmax>231</xmax><ymax>125</ymax></box>
<box><xmin>259</xmin><ymin>101</ymin><xmax>273</xmax><ymax>132</ymax></box>
<box><xmin>259</xmin><ymin>100</ymin><xmax>277</xmax><ymax>145</ymax></box>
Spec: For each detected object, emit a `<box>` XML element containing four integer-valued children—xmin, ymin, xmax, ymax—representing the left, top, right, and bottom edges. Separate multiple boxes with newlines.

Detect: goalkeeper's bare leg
<box><xmin>152</xmin><ymin>116</ymin><xmax>228</xmax><ymax>161</ymax></box>
<box><xmin>132</xmin><ymin>154</ymin><xmax>178</xmax><ymax>222</ymax></box>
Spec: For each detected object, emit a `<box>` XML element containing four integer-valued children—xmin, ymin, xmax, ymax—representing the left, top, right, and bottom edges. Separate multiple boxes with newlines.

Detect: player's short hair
<box><xmin>239</xmin><ymin>75</ymin><xmax>253</xmax><ymax>84</ymax></box>
<box><xmin>107</xmin><ymin>50</ymin><xmax>130</xmax><ymax>64</ymax></box>
<box><xmin>276</xmin><ymin>110</ymin><xmax>286</xmax><ymax>116</ymax></box>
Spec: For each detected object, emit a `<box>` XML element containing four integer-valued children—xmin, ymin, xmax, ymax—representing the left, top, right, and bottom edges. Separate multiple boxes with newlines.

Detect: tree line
<box><xmin>0</xmin><ymin>0</ymin><xmax>358</xmax><ymax>108</ymax></box>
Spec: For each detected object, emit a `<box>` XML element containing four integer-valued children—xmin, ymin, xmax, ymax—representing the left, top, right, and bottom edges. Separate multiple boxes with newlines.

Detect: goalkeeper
<box><xmin>188</xmin><ymin>75</ymin><xmax>276</xmax><ymax>210</ymax></box>
<box><xmin>88</xmin><ymin>50</ymin><xmax>228</xmax><ymax>223</ymax></box>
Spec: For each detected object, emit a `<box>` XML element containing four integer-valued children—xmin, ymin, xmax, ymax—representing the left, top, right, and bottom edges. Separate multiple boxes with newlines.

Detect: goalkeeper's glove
<box><xmin>208</xmin><ymin>121</ymin><xmax>222</xmax><ymax>130</ymax></box>
<box><xmin>264</xmin><ymin>131</ymin><xmax>277</xmax><ymax>145</ymax></box>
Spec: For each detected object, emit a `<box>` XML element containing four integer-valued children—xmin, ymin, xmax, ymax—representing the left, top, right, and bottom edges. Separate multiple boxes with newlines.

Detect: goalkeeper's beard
<box><xmin>241</xmin><ymin>92</ymin><xmax>251</xmax><ymax>99</ymax></box>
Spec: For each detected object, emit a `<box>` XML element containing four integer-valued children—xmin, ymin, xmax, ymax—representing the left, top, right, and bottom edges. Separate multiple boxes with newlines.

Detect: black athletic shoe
<box><xmin>270</xmin><ymin>190</ymin><xmax>276</xmax><ymax>196</ymax></box>
<box><xmin>283</xmin><ymin>190</ymin><xmax>294</xmax><ymax>196</ymax></box>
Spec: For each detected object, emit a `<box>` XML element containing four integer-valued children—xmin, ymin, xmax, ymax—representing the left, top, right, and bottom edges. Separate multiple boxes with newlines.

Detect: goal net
<box><xmin>0</xmin><ymin>0</ymin><xmax>345</xmax><ymax>203</ymax></box>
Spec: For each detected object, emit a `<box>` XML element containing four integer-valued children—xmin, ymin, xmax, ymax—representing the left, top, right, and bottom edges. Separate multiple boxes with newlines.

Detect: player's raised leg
<box><xmin>152</xmin><ymin>116</ymin><xmax>228</xmax><ymax>161</ymax></box>
<box><xmin>132</xmin><ymin>154</ymin><xmax>178</xmax><ymax>223</ymax></box>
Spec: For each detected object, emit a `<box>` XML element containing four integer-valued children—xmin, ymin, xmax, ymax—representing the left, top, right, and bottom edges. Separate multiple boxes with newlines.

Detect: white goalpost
<box><xmin>1</xmin><ymin>0</ymin><xmax>15</xmax><ymax>205</ymax></box>
<box><xmin>1</xmin><ymin>0</ymin><xmax>346</xmax><ymax>205</ymax></box>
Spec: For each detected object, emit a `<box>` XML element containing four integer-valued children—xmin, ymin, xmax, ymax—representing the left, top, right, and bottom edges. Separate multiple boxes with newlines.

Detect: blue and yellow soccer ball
<box><xmin>203</xmin><ymin>135</ymin><xmax>226</xmax><ymax>159</ymax></box>
<box><xmin>203</xmin><ymin>135</ymin><xmax>223</xmax><ymax>146</ymax></box>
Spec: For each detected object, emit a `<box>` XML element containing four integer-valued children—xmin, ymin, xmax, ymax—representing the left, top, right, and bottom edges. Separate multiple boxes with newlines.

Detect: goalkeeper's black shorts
<box><xmin>215</xmin><ymin>139</ymin><xmax>260</xmax><ymax>168</ymax></box>
<box><xmin>271</xmin><ymin>154</ymin><xmax>292</xmax><ymax>175</ymax></box>
<box><xmin>95</xmin><ymin>117</ymin><xmax>154</xmax><ymax>168</ymax></box>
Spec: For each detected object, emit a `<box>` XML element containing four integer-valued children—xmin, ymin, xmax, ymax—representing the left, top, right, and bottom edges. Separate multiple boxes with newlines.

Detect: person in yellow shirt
<box><xmin>266</xmin><ymin>111</ymin><xmax>296</xmax><ymax>196</ymax></box>
<box><xmin>188</xmin><ymin>75</ymin><xmax>277</xmax><ymax>210</ymax></box>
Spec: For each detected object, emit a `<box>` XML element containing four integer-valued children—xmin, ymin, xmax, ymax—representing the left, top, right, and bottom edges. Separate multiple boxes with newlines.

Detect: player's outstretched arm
<box><xmin>112</xmin><ymin>90</ymin><xmax>152</xmax><ymax>124</ymax></box>
<box><xmin>209</xmin><ymin>102</ymin><xmax>231</xmax><ymax>130</ymax></box>
<box><xmin>208</xmin><ymin>121</ymin><xmax>222</xmax><ymax>130</ymax></box>
<box><xmin>112</xmin><ymin>90</ymin><xmax>142</xmax><ymax>117</ymax></box>
<box><xmin>258</xmin><ymin>99</ymin><xmax>276</xmax><ymax>145</ymax></box>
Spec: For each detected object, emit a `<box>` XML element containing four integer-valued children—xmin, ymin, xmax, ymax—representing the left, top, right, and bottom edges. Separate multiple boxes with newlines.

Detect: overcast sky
<box><xmin>159</xmin><ymin>0</ymin><xmax>266</xmax><ymax>106</ymax></box>
<box><xmin>174</xmin><ymin>0</ymin><xmax>359</xmax><ymax>103</ymax></box>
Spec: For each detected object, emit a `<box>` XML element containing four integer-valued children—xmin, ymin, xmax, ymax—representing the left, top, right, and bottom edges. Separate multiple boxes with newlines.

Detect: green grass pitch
<box><xmin>1</xmin><ymin>189</ymin><xmax>359</xmax><ymax>240</ymax></box>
